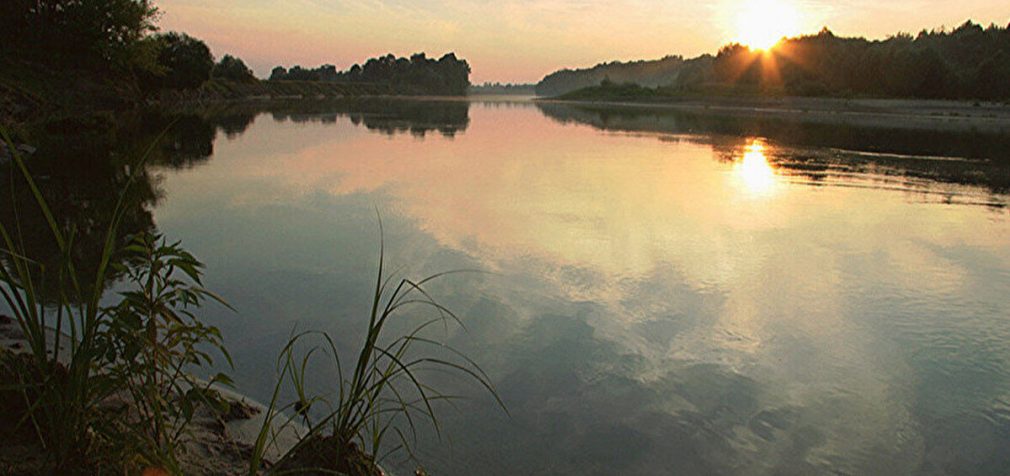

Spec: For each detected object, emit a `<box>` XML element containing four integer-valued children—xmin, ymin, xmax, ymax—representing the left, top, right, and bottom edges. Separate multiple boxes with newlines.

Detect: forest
<box><xmin>0</xmin><ymin>1</ymin><xmax>254</xmax><ymax>91</ymax></box>
<box><xmin>699</xmin><ymin>22</ymin><xmax>1010</xmax><ymax>99</ymax></box>
<box><xmin>268</xmin><ymin>53</ymin><xmax>472</xmax><ymax>96</ymax></box>
<box><xmin>538</xmin><ymin>21</ymin><xmax>1010</xmax><ymax>100</ymax></box>
<box><xmin>0</xmin><ymin>0</ymin><xmax>471</xmax><ymax>122</ymax></box>
<box><xmin>535</xmin><ymin>55</ymin><xmax>701</xmax><ymax>96</ymax></box>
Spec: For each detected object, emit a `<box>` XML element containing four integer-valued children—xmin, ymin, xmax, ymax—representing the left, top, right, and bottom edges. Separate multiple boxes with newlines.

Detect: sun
<box><xmin>734</xmin><ymin>0</ymin><xmax>801</xmax><ymax>50</ymax></box>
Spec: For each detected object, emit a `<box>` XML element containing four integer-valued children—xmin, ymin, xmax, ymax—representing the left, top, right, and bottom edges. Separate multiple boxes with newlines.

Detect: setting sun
<box><xmin>735</xmin><ymin>0</ymin><xmax>802</xmax><ymax>49</ymax></box>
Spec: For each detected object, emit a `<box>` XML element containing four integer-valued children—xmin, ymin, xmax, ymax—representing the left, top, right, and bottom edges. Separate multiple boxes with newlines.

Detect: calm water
<box><xmin>12</xmin><ymin>98</ymin><xmax>1010</xmax><ymax>474</ymax></box>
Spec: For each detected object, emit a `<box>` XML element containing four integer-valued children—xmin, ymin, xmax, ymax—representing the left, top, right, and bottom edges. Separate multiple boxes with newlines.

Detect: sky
<box><xmin>156</xmin><ymin>0</ymin><xmax>1010</xmax><ymax>83</ymax></box>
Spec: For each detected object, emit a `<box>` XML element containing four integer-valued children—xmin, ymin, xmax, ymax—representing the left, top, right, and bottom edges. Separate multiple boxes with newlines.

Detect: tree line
<box><xmin>470</xmin><ymin>82</ymin><xmax>537</xmax><ymax>95</ymax></box>
<box><xmin>0</xmin><ymin>0</ymin><xmax>256</xmax><ymax>92</ymax></box>
<box><xmin>535</xmin><ymin>55</ymin><xmax>691</xmax><ymax>96</ymax></box>
<box><xmin>538</xmin><ymin>20</ymin><xmax>1010</xmax><ymax>100</ymax></box>
<box><xmin>269</xmin><ymin>53</ymin><xmax>471</xmax><ymax>96</ymax></box>
<box><xmin>695</xmin><ymin>22</ymin><xmax>1010</xmax><ymax>100</ymax></box>
<box><xmin>0</xmin><ymin>1</ymin><xmax>471</xmax><ymax>101</ymax></box>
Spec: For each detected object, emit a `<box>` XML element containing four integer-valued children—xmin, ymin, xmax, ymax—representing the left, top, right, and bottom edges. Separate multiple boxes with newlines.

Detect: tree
<box><xmin>0</xmin><ymin>0</ymin><xmax>159</xmax><ymax>69</ymax></box>
<box><xmin>151</xmin><ymin>32</ymin><xmax>214</xmax><ymax>90</ymax></box>
<box><xmin>267</xmin><ymin>52</ymin><xmax>472</xmax><ymax>95</ymax></box>
<box><xmin>212</xmin><ymin>54</ymin><xmax>256</xmax><ymax>82</ymax></box>
<box><xmin>270</xmin><ymin>66</ymin><xmax>288</xmax><ymax>81</ymax></box>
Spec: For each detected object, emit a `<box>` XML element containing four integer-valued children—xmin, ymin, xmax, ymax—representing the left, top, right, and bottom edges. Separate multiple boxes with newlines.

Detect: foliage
<box><xmin>270</xmin><ymin>52</ymin><xmax>472</xmax><ymax>96</ymax></box>
<box><xmin>0</xmin><ymin>125</ymin><xmax>144</xmax><ymax>468</ymax></box>
<box><xmin>535</xmin><ymin>55</ymin><xmax>697</xmax><ymax>97</ymax></box>
<box><xmin>557</xmin><ymin>78</ymin><xmax>663</xmax><ymax>100</ymax></box>
<box><xmin>0</xmin><ymin>127</ymin><xmax>230</xmax><ymax>473</ymax></box>
<box><xmin>213</xmin><ymin>55</ymin><xmax>257</xmax><ymax>83</ymax></box>
<box><xmin>248</xmin><ymin>229</ymin><xmax>505</xmax><ymax>474</ymax></box>
<box><xmin>537</xmin><ymin>20</ymin><xmax>1010</xmax><ymax>101</ymax></box>
<box><xmin>695</xmin><ymin>22</ymin><xmax>1010</xmax><ymax>100</ymax></box>
<box><xmin>143</xmin><ymin>32</ymin><xmax>215</xmax><ymax>91</ymax></box>
<box><xmin>0</xmin><ymin>0</ymin><xmax>159</xmax><ymax>69</ymax></box>
<box><xmin>98</xmin><ymin>233</ymin><xmax>234</xmax><ymax>472</ymax></box>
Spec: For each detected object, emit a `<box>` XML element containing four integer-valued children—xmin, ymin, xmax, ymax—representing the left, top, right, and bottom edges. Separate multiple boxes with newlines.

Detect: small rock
<box><xmin>224</xmin><ymin>399</ymin><xmax>261</xmax><ymax>421</ymax></box>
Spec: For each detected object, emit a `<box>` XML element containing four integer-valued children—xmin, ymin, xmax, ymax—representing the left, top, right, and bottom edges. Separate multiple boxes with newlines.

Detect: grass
<box><xmin>247</xmin><ymin>221</ymin><xmax>507</xmax><ymax>475</ymax></box>
<box><xmin>2</xmin><ymin>126</ymin><xmax>506</xmax><ymax>474</ymax></box>
<box><xmin>0</xmin><ymin>126</ymin><xmax>233</xmax><ymax>473</ymax></box>
<box><xmin>0</xmin><ymin>124</ymin><xmax>139</xmax><ymax>469</ymax></box>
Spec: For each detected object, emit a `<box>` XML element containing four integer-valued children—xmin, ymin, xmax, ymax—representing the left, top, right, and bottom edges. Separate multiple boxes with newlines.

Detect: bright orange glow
<box><xmin>734</xmin><ymin>0</ymin><xmax>802</xmax><ymax>50</ymax></box>
<box><xmin>734</xmin><ymin>140</ymin><xmax>779</xmax><ymax>195</ymax></box>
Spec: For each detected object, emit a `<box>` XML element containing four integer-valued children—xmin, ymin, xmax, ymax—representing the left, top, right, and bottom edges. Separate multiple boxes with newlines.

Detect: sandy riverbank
<box><xmin>0</xmin><ymin>315</ymin><xmax>304</xmax><ymax>475</ymax></box>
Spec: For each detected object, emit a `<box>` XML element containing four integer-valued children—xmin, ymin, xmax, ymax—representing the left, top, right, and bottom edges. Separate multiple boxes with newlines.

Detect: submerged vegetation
<box><xmin>0</xmin><ymin>128</ymin><xmax>503</xmax><ymax>474</ymax></box>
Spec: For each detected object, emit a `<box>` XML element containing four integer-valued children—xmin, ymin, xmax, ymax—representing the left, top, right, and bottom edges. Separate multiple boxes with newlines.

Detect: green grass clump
<box><xmin>248</xmin><ymin>222</ymin><xmax>507</xmax><ymax>475</ymax></box>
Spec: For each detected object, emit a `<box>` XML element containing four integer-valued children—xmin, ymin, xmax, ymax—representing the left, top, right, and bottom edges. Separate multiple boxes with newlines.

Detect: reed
<box><xmin>248</xmin><ymin>220</ymin><xmax>506</xmax><ymax>475</ymax></box>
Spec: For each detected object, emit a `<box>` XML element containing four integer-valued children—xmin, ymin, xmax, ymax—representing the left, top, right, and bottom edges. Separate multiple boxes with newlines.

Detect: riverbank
<box><xmin>535</xmin><ymin>94</ymin><xmax>1010</xmax><ymax>133</ymax></box>
<box><xmin>0</xmin><ymin>316</ymin><xmax>304</xmax><ymax>475</ymax></box>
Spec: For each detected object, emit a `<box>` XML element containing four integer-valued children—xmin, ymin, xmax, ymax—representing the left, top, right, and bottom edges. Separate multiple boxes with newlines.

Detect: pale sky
<box><xmin>156</xmin><ymin>0</ymin><xmax>1010</xmax><ymax>83</ymax></box>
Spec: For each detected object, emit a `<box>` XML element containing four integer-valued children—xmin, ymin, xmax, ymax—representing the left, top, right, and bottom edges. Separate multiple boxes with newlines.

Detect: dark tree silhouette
<box><xmin>535</xmin><ymin>55</ymin><xmax>694</xmax><ymax>96</ymax></box>
<box><xmin>537</xmin><ymin>20</ymin><xmax>1010</xmax><ymax>101</ymax></box>
<box><xmin>0</xmin><ymin>0</ymin><xmax>159</xmax><ymax>68</ymax></box>
<box><xmin>213</xmin><ymin>54</ymin><xmax>256</xmax><ymax>82</ymax></box>
<box><xmin>696</xmin><ymin>21</ymin><xmax>1010</xmax><ymax>100</ymax></box>
<box><xmin>269</xmin><ymin>52</ymin><xmax>471</xmax><ymax>96</ymax></box>
<box><xmin>145</xmin><ymin>32</ymin><xmax>214</xmax><ymax>90</ymax></box>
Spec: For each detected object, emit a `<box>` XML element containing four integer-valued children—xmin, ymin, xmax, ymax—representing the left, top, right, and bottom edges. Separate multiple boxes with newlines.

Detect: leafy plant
<box><xmin>1</xmin><ymin>126</ymin><xmax>231</xmax><ymax>473</ymax></box>
<box><xmin>98</xmin><ymin>232</ymin><xmax>234</xmax><ymax>472</ymax></box>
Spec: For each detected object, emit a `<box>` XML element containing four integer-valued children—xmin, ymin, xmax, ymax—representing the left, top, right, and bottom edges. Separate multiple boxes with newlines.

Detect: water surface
<box><xmin>15</xmin><ymin>98</ymin><xmax>1010</xmax><ymax>475</ymax></box>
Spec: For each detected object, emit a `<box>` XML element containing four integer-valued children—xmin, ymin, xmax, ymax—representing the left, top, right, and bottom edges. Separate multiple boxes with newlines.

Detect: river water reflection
<box><xmin>21</xmin><ymin>97</ymin><xmax>1010</xmax><ymax>474</ymax></box>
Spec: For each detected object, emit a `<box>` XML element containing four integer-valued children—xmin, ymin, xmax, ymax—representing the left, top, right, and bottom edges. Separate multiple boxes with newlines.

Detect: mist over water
<box><xmin>128</xmin><ymin>98</ymin><xmax>1010</xmax><ymax>474</ymax></box>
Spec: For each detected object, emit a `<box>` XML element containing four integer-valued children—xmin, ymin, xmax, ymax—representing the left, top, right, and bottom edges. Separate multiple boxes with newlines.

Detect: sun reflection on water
<box><xmin>734</xmin><ymin>139</ymin><xmax>779</xmax><ymax>196</ymax></box>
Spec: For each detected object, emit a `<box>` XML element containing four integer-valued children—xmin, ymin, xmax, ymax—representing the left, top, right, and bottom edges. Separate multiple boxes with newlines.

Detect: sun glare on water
<box><xmin>735</xmin><ymin>0</ymin><xmax>802</xmax><ymax>50</ymax></box>
<box><xmin>734</xmin><ymin>140</ymin><xmax>779</xmax><ymax>195</ymax></box>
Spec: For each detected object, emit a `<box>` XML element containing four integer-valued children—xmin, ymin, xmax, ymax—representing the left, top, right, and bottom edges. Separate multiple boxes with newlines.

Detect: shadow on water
<box><xmin>0</xmin><ymin>99</ymin><xmax>472</xmax><ymax>300</ymax></box>
<box><xmin>5</xmin><ymin>98</ymin><xmax>1009</xmax><ymax>475</ymax></box>
<box><xmin>224</xmin><ymin>98</ymin><xmax>471</xmax><ymax>138</ymax></box>
<box><xmin>536</xmin><ymin>102</ymin><xmax>1010</xmax><ymax>194</ymax></box>
<box><xmin>0</xmin><ymin>113</ymin><xmax>218</xmax><ymax>301</ymax></box>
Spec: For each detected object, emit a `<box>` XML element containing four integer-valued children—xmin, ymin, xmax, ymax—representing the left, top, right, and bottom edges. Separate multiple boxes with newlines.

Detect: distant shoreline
<box><xmin>533</xmin><ymin>95</ymin><xmax>1010</xmax><ymax>133</ymax></box>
